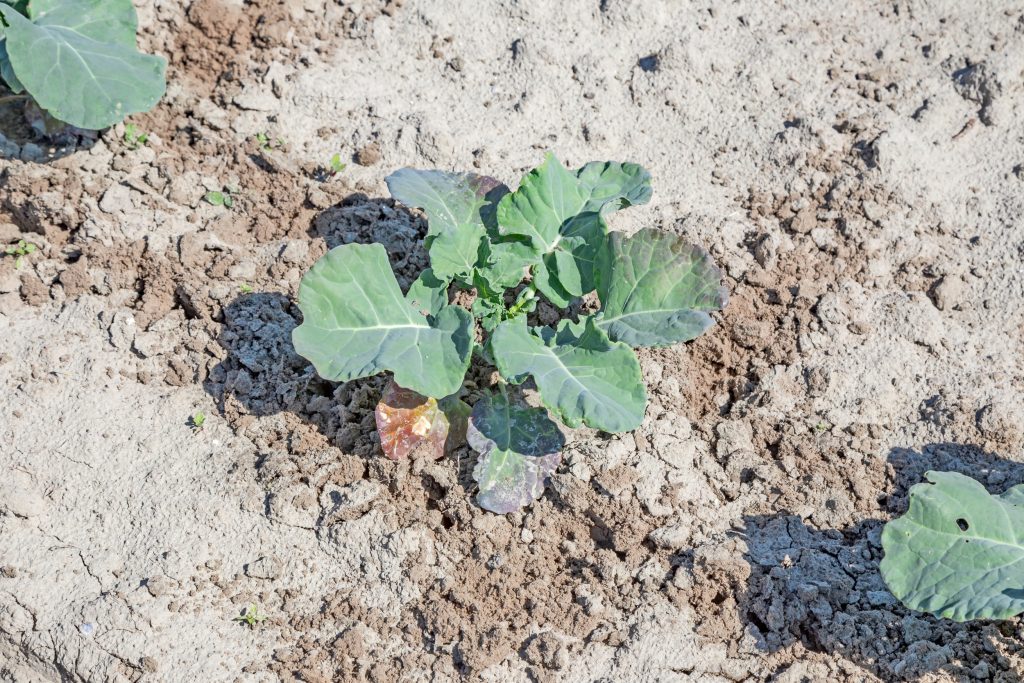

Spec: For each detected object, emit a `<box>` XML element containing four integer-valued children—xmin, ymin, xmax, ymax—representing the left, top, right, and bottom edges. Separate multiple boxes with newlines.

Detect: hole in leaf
<box><xmin>956</xmin><ymin>518</ymin><xmax>969</xmax><ymax>531</ymax></box>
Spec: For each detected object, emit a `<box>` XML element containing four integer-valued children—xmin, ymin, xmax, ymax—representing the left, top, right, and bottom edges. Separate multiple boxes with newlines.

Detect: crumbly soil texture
<box><xmin>1</xmin><ymin>1</ymin><xmax>1023</xmax><ymax>681</ymax></box>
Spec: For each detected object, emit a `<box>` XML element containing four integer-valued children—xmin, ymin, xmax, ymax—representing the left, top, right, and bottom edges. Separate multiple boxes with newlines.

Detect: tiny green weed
<box><xmin>204</xmin><ymin>189</ymin><xmax>234</xmax><ymax>209</ymax></box>
<box><xmin>4</xmin><ymin>240</ymin><xmax>37</xmax><ymax>269</ymax></box>
<box><xmin>123</xmin><ymin>123</ymin><xmax>149</xmax><ymax>150</ymax></box>
<box><xmin>233</xmin><ymin>603</ymin><xmax>267</xmax><ymax>628</ymax></box>
<box><xmin>190</xmin><ymin>412</ymin><xmax>206</xmax><ymax>431</ymax></box>
<box><xmin>239</xmin><ymin>283</ymin><xmax>254</xmax><ymax>294</ymax></box>
<box><xmin>329</xmin><ymin>153</ymin><xmax>346</xmax><ymax>174</ymax></box>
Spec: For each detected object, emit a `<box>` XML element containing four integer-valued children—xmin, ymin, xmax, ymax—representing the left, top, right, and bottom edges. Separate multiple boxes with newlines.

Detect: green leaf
<box><xmin>0</xmin><ymin>40</ymin><xmax>24</xmax><ymax>93</ymax></box>
<box><xmin>293</xmin><ymin>243</ymin><xmax>474</xmax><ymax>398</ymax></box>
<box><xmin>474</xmin><ymin>236</ymin><xmax>536</xmax><ymax>292</ymax></box>
<box><xmin>28</xmin><ymin>0</ymin><xmax>138</xmax><ymax>44</ymax></box>
<box><xmin>532</xmin><ymin>253</ymin><xmax>573</xmax><ymax>308</ymax></box>
<box><xmin>595</xmin><ymin>228</ymin><xmax>728</xmax><ymax>347</ymax></box>
<box><xmin>490</xmin><ymin>317</ymin><xmax>647</xmax><ymax>432</ymax></box>
<box><xmin>497</xmin><ymin>153</ymin><xmax>651</xmax><ymax>300</ymax></box>
<box><xmin>386</xmin><ymin>169</ymin><xmax>506</xmax><ymax>282</ymax></box>
<box><xmin>880</xmin><ymin>471</ymin><xmax>1024</xmax><ymax>622</ymax></box>
<box><xmin>0</xmin><ymin>1</ymin><xmax>166</xmax><ymax>130</ymax></box>
<box><xmin>469</xmin><ymin>388</ymin><xmax>564</xmax><ymax>513</ymax></box>
<box><xmin>375</xmin><ymin>380</ymin><xmax>450</xmax><ymax>461</ymax></box>
<box><xmin>204</xmin><ymin>191</ymin><xmax>225</xmax><ymax>207</ymax></box>
<box><xmin>405</xmin><ymin>267</ymin><xmax>448</xmax><ymax>317</ymax></box>
<box><xmin>576</xmin><ymin>160</ymin><xmax>653</xmax><ymax>213</ymax></box>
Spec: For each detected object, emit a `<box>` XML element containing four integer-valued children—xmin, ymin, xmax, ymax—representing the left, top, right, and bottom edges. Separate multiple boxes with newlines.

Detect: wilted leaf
<box><xmin>469</xmin><ymin>389</ymin><xmax>564</xmax><ymax>513</ymax></box>
<box><xmin>293</xmin><ymin>243</ymin><xmax>473</xmax><ymax>398</ymax></box>
<box><xmin>0</xmin><ymin>0</ymin><xmax>166</xmax><ymax>130</ymax></box>
<box><xmin>490</xmin><ymin>317</ymin><xmax>646</xmax><ymax>433</ymax></box>
<box><xmin>375</xmin><ymin>380</ymin><xmax>449</xmax><ymax>461</ymax></box>
<box><xmin>595</xmin><ymin>228</ymin><xmax>728</xmax><ymax>347</ymax></box>
<box><xmin>880</xmin><ymin>471</ymin><xmax>1024</xmax><ymax>621</ymax></box>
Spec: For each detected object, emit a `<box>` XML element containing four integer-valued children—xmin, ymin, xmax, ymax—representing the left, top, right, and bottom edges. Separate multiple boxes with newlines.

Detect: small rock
<box><xmin>19</xmin><ymin>142</ymin><xmax>44</xmax><ymax>162</ymax></box>
<box><xmin>244</xmin><ymin>555</ymin><xmax>282</xmax><ymax>581</ymax></box>
<box><xmin>99</xmin><ymin>183</ymin><xmax>134</xmax><ymax>214</ymax></box>
<box><xmin>280</xmin><ymin>240</ymin><xmax>309</xmax><ymax>265</ymax></box>
<box><xmin>789</xmin><ymin>207</ymin><xmax>816</xmax><ymax>234</ymax></box>
<box><xmin>647</xmin><ymin>523</ymin><xmax>691</xmax><ymax>550</ymax></box>
<box><xmin>108</xmin><ymin>311</ymin><xmax>137</xmax><ymax>350</ymax></box>
<box><xmin>355</xmin><ymin>141</ymin><xmax>382</xmax><ymax>166</ymax></box>
<box><xmin>146</xmin><ymin>575</ymin><xmax>175</xmax><ymax>598</ymax></box>
<box><xmin>233</xmin><ymin>87</ymin><xmax>279</xmax><ymax>112</ymax></box>
<box><xmin>132</xmin><ymin>330</ymin><xmax>174</xmax><ymax>358</ymax></box>
<box><xmin>753</xmin><ymin>234</ymin><xmax>777</xmax><ymax>268</ymax></box>
<box><xmin>306</xmin><ymin>186</ymin><xmax>334</xmax><ymax>210</ymax></box>
<box><xmin>522</xmin><ymin>631</ymin><xmax>569</xmax><ymax>670</ymax></box>
<box><xmin>931</xmin><ymin>275</ymin><xmax>965</xmax><ymax>311</ymax></box>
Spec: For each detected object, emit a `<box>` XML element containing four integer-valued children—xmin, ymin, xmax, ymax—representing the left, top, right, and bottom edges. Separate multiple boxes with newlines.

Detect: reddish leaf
<box><xmin>375</xmin><ymin>380</ymin><xmax>449</xmax><ymax>461</ymax></box>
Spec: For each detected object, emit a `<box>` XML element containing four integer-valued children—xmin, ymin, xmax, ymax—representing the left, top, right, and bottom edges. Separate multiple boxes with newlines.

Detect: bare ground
<box><xmin>1</xmin><ymin>1</ymin><xmax>1023</xmax><ymax>681</ymax></box>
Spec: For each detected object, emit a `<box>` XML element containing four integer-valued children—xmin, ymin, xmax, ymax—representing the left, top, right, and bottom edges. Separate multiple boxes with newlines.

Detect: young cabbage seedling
<box><xmin>190</xmin><ymin>411</ymin><xmax>206</xmax><ymax>431</ymax></box>
<box><xmin>329</xmin><ymin>153</ymin><xmax>346</xmax><ymax>175</ymax></box>
<box><xmin>4</xmin><ymin>239</ymin><xmax>36</xmax><ymax>269</ymax></box>
<box><xmin>0</xmin><ymin>0</ymin><xmax>166</xmax><ymax>131</ymax></box>
<box><xmin>123</xmin><ymin>123</ymin><xmax>148</xmax><ymax>150</ymax></box>
<box><xmin>292</xmin><ymin>153</ymin><xmax>728</xmax><ymax>513</ymax></box>
<box><xmin>204</xmin><ymin>188</ymin><xmax>234</xmax><ymax>209</ymax></box>
<box><xmin>233</xmin><ymin>603</ymin><xmax>267</xmax><ymax>628</ymax></box>
<box><xmin>881</xmin><ymin>470</ymin><xmax>1024</xmax><ymax>622</ymax></box>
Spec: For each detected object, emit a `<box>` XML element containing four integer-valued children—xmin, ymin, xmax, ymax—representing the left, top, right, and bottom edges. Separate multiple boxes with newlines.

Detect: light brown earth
<box><xmin>1</xmin><ymin>1</ymin><xmax>1023</xmax><ymax>681</ymax></box>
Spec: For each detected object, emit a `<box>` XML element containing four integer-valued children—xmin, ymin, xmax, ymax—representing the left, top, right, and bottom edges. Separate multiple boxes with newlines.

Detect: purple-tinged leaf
<box><xmin>469</xmin><ymin>389</ymin><xmax>564</xmax><ymax>513</ymax></box>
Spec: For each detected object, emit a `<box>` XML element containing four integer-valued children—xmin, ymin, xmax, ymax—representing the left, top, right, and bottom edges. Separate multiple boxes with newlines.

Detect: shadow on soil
<box><xmin>202</xmin><ymin>194</ymin><xmax>428</xmax><ymax>458</ymax></box>
<box><xmin>731</xmin><ymin>442</ymin><xmax>1024</xmax><ymax>680</ymax></box>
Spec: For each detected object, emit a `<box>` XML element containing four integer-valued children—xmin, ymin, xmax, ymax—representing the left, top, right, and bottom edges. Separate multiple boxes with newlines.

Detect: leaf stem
<box><xmin>0</xmin><ymin>94</ymin><xmax>29</xmax><ymax>106</ymax></box>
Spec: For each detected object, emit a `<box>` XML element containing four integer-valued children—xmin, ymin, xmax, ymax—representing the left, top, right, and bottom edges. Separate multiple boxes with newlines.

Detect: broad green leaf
<box><xmin>576</xmin><ymin>160</ymin><xmax>653</xmax><ymax>212</ymax></box>
<box><xmin>497</xmin><ymin>153</ymin><xmax>651</xmax><ymax>299</ymax></box>
<box><xmin>880</xmin><ymin>471</ymin><xmax>1024</xmax><ymax>622</ymax></box>
<box><xmin>490</xmin><ymin>317</ymin><xmax>647</xmax><ymax>433</ymax></box>
<box><xmin>375</xmin><ymin>380</ymin><xmax>450</xmax><ymax>461</ymax></box>
<box><xmin>386</xmin><ymin>169</ymin><xmax>505</xmax><ymax>281</ymax></box>
<box><xmin>532</xmin><ymin>253</ymin><xmax>573</xmax><ymax>308</ymax></box>
<box><xmin>0</xmin><ymin>1</ymin><xmax>166</xmax><ymax>130</ymax></box>
<box><xmin>595</xmin><ymin>228</ymin><xmax>728</xmax><ymax>347</ymax></box>
<box><xmin>0</xmin><ymin>1</ymin><xmax>27</xmax><ymax>17</ymax></box>
<box><xmin>469</xmin><ymin>388</ymin><xmax>564</xmax><ymax>513</ymax></box>
<box><xmin>29</xmin><ymin>0</ymin><xmax>137</xmax><ymax>45</ymax></box>
<box><xmin>405</xmin><ymin>267</ymin><xmax>448</xmax><ymax>316</ymax></box>
<box><xmin>0</xmin><ymin>40</ymin><xmax>23</xmax><ymax>93</ymax></box>
<box><xmin>474</xmin><ymin>236</ymin><xmax>536</xmax><ymax>292</ymax></box>
<box><xmin>497</xmin><ymin>153</ymin><xmax>586</xmax><ymax>254</ymax></box>
<box><xmin>293</xmin><ymin>243</ymin><xmax>473</xmax><ymax>398</ymax></box>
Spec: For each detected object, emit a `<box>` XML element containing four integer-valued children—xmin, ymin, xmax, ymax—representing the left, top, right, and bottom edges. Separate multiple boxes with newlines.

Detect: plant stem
<box><xmin>0</xmin><ymin>94</ymin><xmax>29</xmax><ymax>106</ymax></box>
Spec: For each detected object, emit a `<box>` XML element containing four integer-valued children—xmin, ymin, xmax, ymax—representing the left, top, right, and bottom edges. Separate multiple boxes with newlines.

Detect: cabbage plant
<box><xmin>881</xmin><ymin>471</ymin><xmax>1024</xmax><ymax>621</ymax></box>
<box><xmin>293</xmin><ymin>154</ymin><xmax>728</xmax><ymax>513</ymax></box>
<box><xmin>0</xmin><ymin>0</ymin><xmax>166</xmax><ymax>130</ymax></box>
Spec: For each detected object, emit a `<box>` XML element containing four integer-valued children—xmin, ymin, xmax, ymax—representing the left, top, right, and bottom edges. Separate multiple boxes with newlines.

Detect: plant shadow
<box><xmin>202</xmin><ymin>192</ymin><xmax>442</xmax><ymax>460</ymax></box>
<box><xmin>0</xmin><ymin>95</ymin><xmax>99</xmax><ymax>162</ymax></box>
<box><xmin>719</xmin><ymin>442</ymin><xmax>1024</xmax><ymax>680</ymax></box>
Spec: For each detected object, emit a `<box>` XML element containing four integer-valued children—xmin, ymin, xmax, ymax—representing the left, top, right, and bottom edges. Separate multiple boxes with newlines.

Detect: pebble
<box><xmin>99</xmin><ymin>183</ymin><xmax>134</xmax><ymax>214</ymax></box>
<box><xmin>244</xmin><ymin>555</ymin><xmax>282</xmax><ymax>581</ymax></box>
